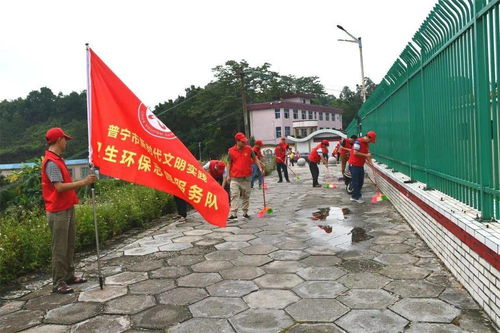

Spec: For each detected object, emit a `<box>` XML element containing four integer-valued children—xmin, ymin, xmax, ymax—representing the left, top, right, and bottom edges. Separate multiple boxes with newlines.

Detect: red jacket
<box><xmin>228</xmin><ymin>145</ymin><xmax>253</xmax><ymax>178</ymax></box>
<box><xmin>41</xmin><ymin>150</ymin><xmax>79</xmax><ymax>212</ymax></box>
<box><xmin>348</xmin><ymin>138</ymin><xmax>370</xmax><ymax>167</ymax></box>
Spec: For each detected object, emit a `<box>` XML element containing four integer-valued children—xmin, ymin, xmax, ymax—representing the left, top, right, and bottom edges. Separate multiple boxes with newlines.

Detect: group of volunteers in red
<box><xmin>41</xmin><ymin>125</ymin><xmax>377</xmax><ymax>294</ymax></box>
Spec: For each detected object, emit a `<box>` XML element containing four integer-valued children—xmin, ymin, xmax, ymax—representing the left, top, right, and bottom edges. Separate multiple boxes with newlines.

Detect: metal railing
<box><xmin>346</xmin><ymin>0</ymin><xmax>499</xmax><ymax>220</ymax></box>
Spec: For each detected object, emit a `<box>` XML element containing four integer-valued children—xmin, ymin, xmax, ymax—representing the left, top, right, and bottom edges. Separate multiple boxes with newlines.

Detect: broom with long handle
<box><xmin>258</xmin><ymin>167</ymin><xmax>273</xmax><ymax>218</ymax></box>
<box><xmin>366</xmin><ymin>161</ymin><xmax>387</xmax><ymax>203</ymax></box>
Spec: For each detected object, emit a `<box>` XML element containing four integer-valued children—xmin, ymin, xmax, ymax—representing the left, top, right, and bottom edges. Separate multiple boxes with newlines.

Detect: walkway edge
<box><xmin>367</xmin><ymin>161</ymin><xmax>500</xmax><ymax>327</ymax></box>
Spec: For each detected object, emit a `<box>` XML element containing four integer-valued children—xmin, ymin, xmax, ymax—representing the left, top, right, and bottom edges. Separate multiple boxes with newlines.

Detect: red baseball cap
<box><xmin>218</xmin><ymin>161</ymin><xmax>226</xmax><ymax>168</ymax></box>
<box><xmin>46</xmin><ymin>127</ymin><xmax>72</xmax><ymax>144</ymax></box>
<box><xmin>367</xmin><ymin>131</ymin><xmax>377</xmax><ymax>143</ymax></box>
<box><xmin>280</xmin><ymin>136</ymin><xmax>287</xmax><ymax>141</ymax></box>
<box><xmin>255</xmin><ymin>140</ymin><xmax>263</xmax><ymax>146</ymax></box>
<box><xmin>234</xmin><ymin>132</ymin><xmax>248</xmax><ymax>143</ymax></box>
<box><xmin>321</xmin><ymin>140</ymin><xmax>330</xmax><ymax>146</ymax></box>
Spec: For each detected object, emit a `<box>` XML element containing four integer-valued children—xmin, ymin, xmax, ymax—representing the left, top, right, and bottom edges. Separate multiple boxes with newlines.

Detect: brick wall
<box><xmin>367</xmin><ymin>162</ymin><xmax>500</xmax><ymax>327</ymax></box>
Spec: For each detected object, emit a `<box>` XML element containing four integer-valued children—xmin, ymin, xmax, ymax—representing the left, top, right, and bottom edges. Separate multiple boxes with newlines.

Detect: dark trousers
<box><xmin>309</xmin><ymin>161</ymin><xmax>319</xmax><ymax>186</ymax></box>
<box><xmin>350</xmin><ymin>165</ymin><xmax>365</xmax><ymax>199</ymax></box>
<box><xmin>174</xmin><ymin>196</ymin><xmax>187</xmax><ymax>217</ymax></box>
<box><xmin>277</xmin><ymin>163</ymin><xmax>289</xmax><ymax>182</ymax></box>
<box><xmin>290</xmin><ymin>159</ymin><xmax>295</xmax><ymax>166</ymax></box>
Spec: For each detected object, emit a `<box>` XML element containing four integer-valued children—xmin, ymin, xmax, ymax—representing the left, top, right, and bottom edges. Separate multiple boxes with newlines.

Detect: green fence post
<box><xmin>473</xmin><ymin>0</ymin><xmax>494</xmax><ymax>220</ymax></box>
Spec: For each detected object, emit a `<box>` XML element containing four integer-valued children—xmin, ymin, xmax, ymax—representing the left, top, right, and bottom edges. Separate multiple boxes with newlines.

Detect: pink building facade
<box><xmin>248</xmin><ymin>94</ymin><xmax>343</xmax><ymax>145</ymax></box>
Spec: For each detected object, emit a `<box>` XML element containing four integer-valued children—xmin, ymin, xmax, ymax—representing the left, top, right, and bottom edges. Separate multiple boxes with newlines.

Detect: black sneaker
<box><xmin>286</xmin><ymin>179</ymin><xmax>290</xmax><ymax>183</ymax></box>
<box><xmin>243</xmin><ymin>214</ymin><xmax>251</xmax><ymax>219</ymax></box>
<box><xmin>228</xmin><ymin>215</ymin><xmax>238</xmax><ymax>220</ymax></box>
<box><xmin>277</xmin><ymin>180</ymin><xmax>283</xmax><ymax>183</ymax></box>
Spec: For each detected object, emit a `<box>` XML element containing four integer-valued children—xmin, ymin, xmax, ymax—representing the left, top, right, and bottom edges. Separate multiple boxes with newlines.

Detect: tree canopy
<box><xmin>0</xmin><ymin>60</ymin><xmax>376</xmax><ymax>163</ymax></box>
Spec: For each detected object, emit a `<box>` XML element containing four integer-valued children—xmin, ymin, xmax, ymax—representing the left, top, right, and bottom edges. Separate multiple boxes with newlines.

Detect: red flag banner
<box><xmin>86</xmin><ymin>47</ymin><xmax>229</xmax><ymax>227</ymax></box>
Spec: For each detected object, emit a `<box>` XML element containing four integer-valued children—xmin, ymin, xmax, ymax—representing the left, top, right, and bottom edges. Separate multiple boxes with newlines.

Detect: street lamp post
<box><xmin>337</xmin><ymin>25</ymin><xmax>366</xmax><ymax>103</ymax></box>
<box><xmin>337</xmin><ymin>25</ymin><xmax>366</xmax><ymax>136</ymax></box>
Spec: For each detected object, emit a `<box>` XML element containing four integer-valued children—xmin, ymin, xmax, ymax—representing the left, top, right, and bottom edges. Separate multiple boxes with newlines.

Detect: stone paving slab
<box><xmin>0</xmin><ymin>165</ymin><xmax>497</xmax><ymax>332</ymax></box>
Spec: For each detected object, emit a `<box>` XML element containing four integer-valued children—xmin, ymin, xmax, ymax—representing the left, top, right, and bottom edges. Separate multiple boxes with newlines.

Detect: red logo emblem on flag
<box><xmin>138</xmin><ymin>103</ymin><xmax>176</xmax><ymax>140</ymax></box>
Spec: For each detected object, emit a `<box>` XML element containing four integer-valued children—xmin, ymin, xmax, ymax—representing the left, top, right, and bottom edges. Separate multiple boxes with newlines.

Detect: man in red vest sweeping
<box><xmin>348</xmin><ymin>131</ymin><xmax>376</xmax><ymax>203</ymax></box>
<box><xmin>275</xmin><ymin>137</ymin><xmax>290</xmax><ymax>183</ymax></box>
<box><xmin>308</xmin><ymin>140</ymin><xmax>329</xmax><ymax>187</ymax></box>
<box><xmin>227</xmin><ymin>132</ymin><xmax>263</xmax><ymax>220</ymax></box>
<box><xmin>41</xmin><ymin>128</ymin><xmax>96</xmax><ymax>294</ymax></box>
<box><xmin>251</xmin><ymin>140</ymin><xmax>264</xmax><ymax>188</ymax></box>
<box><xmin>203</xmin><ymin>160</ymin><xmax>227</xmax><ymax>187</ymax></box>
<box><xmin>203</xmin><ymin>159</ymin><xmax>230</xmax><ymax>202</ymax></box>
<box><xmin>338</xmin><ymin>135</ymin><xmax>358</xmax><ymax>175</ymax></box>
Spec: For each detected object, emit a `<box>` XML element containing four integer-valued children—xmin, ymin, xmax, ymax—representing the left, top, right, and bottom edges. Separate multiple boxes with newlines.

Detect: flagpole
<box><xmin>86</xmin><ymin>43</ymin><xmax>104</xmax><ymax>290</ymax></box>
<box><xmin>85</xmin><ymin>43</ymin><xmax>93</xmax><ymax>166</ymax></box>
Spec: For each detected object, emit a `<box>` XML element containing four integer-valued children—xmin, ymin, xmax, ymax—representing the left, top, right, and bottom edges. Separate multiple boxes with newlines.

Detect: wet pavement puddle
<box><xmin>298</xmin><ymin>207</ymin><xmax>371</xmax><ymax>250</ymax></box>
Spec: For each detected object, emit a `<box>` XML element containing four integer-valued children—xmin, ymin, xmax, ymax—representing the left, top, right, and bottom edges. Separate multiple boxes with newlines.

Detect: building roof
<box><xmin>282</xmin><ymin>93</ymin><xmax>316</xmax><ymax>99</ymax></box>
<box><xmin>247</xmin><ymin>101</ymin><xmax>343</xmax><ymax>114</ymax></box>
<box><xmin>287</xmin><ymin>129</ymin><xmax>347</xmax><ymax>143</ymax></box>
<box><xmin>0</xmin><ymin>159</ymin><xmax>89</xmax><ymax>170</ymax></box>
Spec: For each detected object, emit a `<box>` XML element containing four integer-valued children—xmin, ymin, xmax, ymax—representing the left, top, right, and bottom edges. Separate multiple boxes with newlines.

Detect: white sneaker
<box><xmin>354</xmin><ymin>199</ymin><xmax>365</xmax><ymax>204</ymax></box>
<box><xmin>350</xmin><ymin>197</ymin><xmax>356</xmax><ymax>201</ymax></box>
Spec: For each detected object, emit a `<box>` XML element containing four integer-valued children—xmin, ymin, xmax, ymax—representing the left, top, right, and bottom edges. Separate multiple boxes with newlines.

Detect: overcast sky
<box><xmin>0</xmin><ymin>0</ymin><xmax>437</xmax><ymax>106</ymax></box>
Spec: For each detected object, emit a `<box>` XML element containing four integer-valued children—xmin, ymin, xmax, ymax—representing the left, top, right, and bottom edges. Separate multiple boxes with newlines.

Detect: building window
<box><xmin>285</xmin><ymin>126</ymin><xmax>290</xmax><ymax>136</ymax></box>
<box><xmin>81</xmin><ymin>166</ymin><xmax>89</xmax><ymax>178</ymax></box>
<box><xmin>325</xmin><ymin>113</ymin><xmax>330</xmax><ymax>121</ymax></box>
<box><xmin>314</xmin><ymin>112</ymin><xmax>317</xmax><ymax>120</ymax></box>
<box><xmin>301</xmin><ymin>129</ymin><xmax>308</xmax><ymax>137</ymax></box>
<box><xmin>284</xmin><ymin>108</ymin><xmax>289</xmax><ymax>119</ymax></box>
<box><xmin>301</xmin><ymin>110</ymin><xmax>306</xmax><ymax>120</ymax></box>
<box><xmin>275</xmin><ymin>108</ymin><xmax>281</xmax><ymax>119</ymax></box>
<box><xmin>319</xmin><ymin>112</ymin><xmax>323</xmax><ymax>120</ymax></box>
<box><xmin>308</xmin><ymin>111</ymin><xmax>313</xmax><ymax>120</ymax></box>
<box><xmin>293</xmin><ymin>109</ymin><xmax>298</xmax><ymax>119</ymax></box>
<box><xmin>303</xmin><ymin>99</ymin><xmax>306</xmax><ymax>103</ymax></box>
<box><xmin>275</xmin><ymin>126</ymin><xmax>282</xmax><ymax>138</ymax></box>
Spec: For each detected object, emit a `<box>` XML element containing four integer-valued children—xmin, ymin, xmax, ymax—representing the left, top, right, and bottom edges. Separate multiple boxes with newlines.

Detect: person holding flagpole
<box><xmin>227</xmin><ymin>132</ymin><xmax>263</xmax><ymax>220</ymax></box>
<box><xmin>41</xmin><ymin>128</ymin><xmax>96</xmax><ymax>294</ymax></box>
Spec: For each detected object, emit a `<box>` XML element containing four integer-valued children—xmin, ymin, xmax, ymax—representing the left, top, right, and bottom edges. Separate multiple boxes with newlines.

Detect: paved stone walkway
<box><xmin>0</xmin><ymin>164</ymin><xmax>498</xmax><ymax>332</ymax></box>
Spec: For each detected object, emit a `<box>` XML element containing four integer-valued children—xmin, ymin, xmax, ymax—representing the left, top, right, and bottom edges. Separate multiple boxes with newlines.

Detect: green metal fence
<box><xmin>346</xmin><ymin>0</ymin><xmax>499</xmax><ymax>220</ymax></box>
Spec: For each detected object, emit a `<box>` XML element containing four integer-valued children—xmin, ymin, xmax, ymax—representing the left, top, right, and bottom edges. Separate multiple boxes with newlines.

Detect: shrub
<box><xmin>0</xmin><ymin>180</ymin><xmax>174</xmax><ymax>285</ymax></box>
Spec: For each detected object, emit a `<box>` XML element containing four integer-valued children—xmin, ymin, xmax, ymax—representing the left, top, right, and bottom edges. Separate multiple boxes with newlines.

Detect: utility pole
<box><xmin>239</xmin><ymin>70</ymin><xmax>251</xmax><ymax>138</ymax></box>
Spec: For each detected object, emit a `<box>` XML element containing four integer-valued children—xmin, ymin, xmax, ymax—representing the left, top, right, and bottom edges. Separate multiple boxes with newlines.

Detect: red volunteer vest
<box><xmin>228</xmin><ymin>145</ymin><xmax>253</xmax><ymax>178</ymax></box>
<box><xmin>348</xmin><ymin>138</ymin><xmax>370</xmax><ymax>167</ymax></box>
<box><xmin>41</xmin><ymin>150</ymin><xmax>79</xmax><ymax>212</ymax></box>
<box><xmin>208</xmin><ymin>160</ymin><xmax>225</xmax><ymax>179</ymax></box>
<box><xmin>341</xmin><ymin>139</ymin><xmax>352</xmax><ymax>156</ymax></box>
<box><xmin>309</xmin><ymin>143</ymin><xmax>327</xmax><ymax>163</ymax></box>
<box><xmin>275</xmin><ymin>144</ymin><xmax>286</xmax><ymax>163</ymax></box>
<box><xmin>252</xmin><ymin>146</ymin><xmax>263</xmax><ymax>160</ymax></box>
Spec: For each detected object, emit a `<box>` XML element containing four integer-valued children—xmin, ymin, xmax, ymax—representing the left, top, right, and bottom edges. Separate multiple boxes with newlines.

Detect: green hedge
<box><xmin>0</xmin><ymin>180</ymin><xmax>175</xmax><ymax>285</ymax></box>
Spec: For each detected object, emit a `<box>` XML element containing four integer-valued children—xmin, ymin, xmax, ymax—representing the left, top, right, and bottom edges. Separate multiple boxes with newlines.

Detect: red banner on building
<box><xmin>86</xmin><ymin>47</ymin><xmax>229</xmax><ymax>227</ymax></box>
